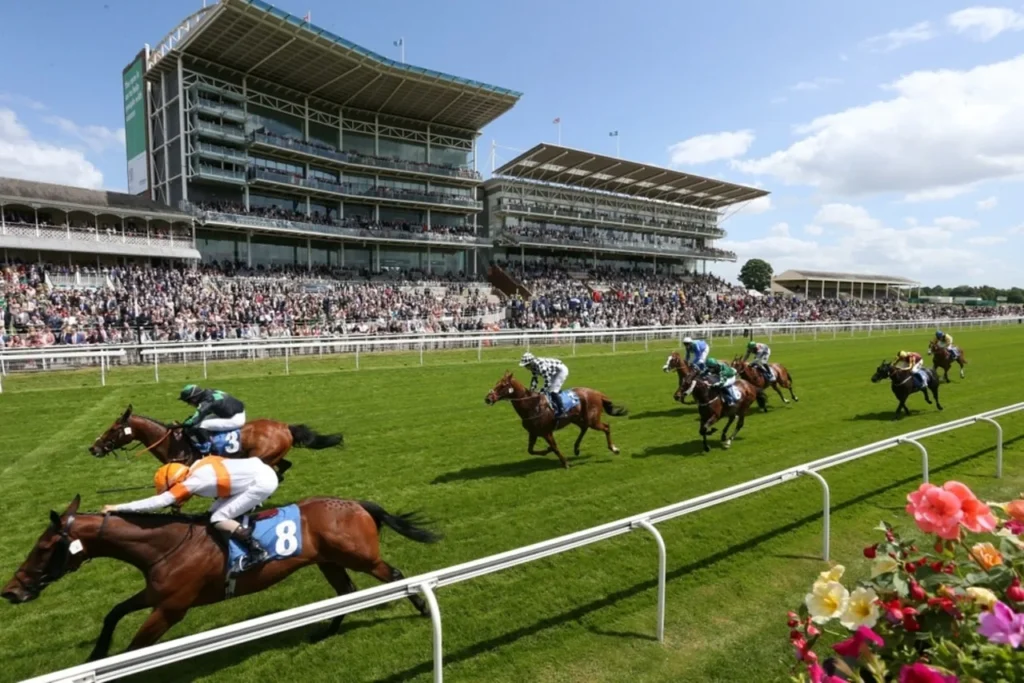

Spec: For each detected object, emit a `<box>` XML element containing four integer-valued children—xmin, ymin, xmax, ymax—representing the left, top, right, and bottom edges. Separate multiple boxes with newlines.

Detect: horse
<box><xmin>662</xmin><ymin>351</ymin><xmax>694</xmax><ymax>403</ymax></box>
<box><xmin>870</xmin><ymin>360</ymin><xmax>943</xmax><ymax>420</ymax></box>
<box><xmin>731</xmin><ymin>357</ymin><xmax>799</xmax><ymax>405</ymax></box>
<box><xmin>679</xmin><ymin>370</ymin><xmax>767</xmax><ymax>452</ymax></box>
<box><xmin>89</xmin><ymin>405</ymin><xmax>343</xmax><ymax>481</ymax></box>
<box><xmin>484</xmin><ymin>371</ymin><xmax>629</xmax><ymax>468</ymax></box>
<box><xmin>927</xmin><ymin>340</ymin><xmax>967</xmax><ymax>382</ymax></box>
<box><xmin>1</xmin><ymin>495</ymin><xmax>440</xmax><ymax>661</ymax></box>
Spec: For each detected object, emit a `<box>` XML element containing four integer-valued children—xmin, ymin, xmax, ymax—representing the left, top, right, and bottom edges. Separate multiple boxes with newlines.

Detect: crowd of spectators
<box><xmin>2</xmin><ymin>259</ymin><xmax>1020</xmax><ymax>348</ymax></box>
<box><xmin>2</xmin><ymin>209</ymin><xmax>189</xmax><ymax>242</ymax></box>
<box><xmin>504</xmin><ymin>222</ymin><xmax>735</xmax><ymax>259</ymax></box>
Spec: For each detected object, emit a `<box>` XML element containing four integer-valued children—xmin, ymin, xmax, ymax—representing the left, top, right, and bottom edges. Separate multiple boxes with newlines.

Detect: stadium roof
<box><xmin>492</xmin><ymin>144</ymin><xmax>769</xmax><ymax>210</ymax></box>
<box><xmin>774</xmin><ymin>269</ymin><xmax>920</xmax><ymax>286</ymax></box>
<box><xmin>0</xmin><ymin>178</ymin><xmax>189</xmax><ymax>220</ymax></box>
<box><xmin>147</xmin><ymin>0</ymin><xmax>522</xmax><ymax>132</ymax></box>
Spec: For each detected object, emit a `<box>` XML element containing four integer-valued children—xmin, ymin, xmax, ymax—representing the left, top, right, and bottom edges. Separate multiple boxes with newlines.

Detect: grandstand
<box><xmin>483</xmin><ymin>143</ymin><xmax>766</xmax><ymax>285</ymax></box>
<box><xmin>771</xmin><ymin>269</ymin><xmax>921</xmax><ymax>300</ymax></box>
<box><xmin>132</xmin><ymin>0</ymin><xmax>521</xmax><ymax>276</ymax></box>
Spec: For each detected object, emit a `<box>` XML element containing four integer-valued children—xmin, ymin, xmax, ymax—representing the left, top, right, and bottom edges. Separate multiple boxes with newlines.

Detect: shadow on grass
<box><xmin>849</xmin><ymin>410</ymin><xmax>907</xmax><ymax>422</ymax></box>
<box><xmin>629</xmin><ymin>407</ymin><xmax>688</xmax><ymax>420</ymax></box>
<box><xmin>633</xmin><ymin>440</ymin><xmax>709</xmax><ymax>458</ymax></box>
<box><xmin>432</xmin><ymin>455</ymin><xmax>594</xmax><ymax>484</ymax></box>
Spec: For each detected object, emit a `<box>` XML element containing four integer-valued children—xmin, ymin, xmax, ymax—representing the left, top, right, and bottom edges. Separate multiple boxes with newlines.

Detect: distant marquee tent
<box><xmin>771</xmin><ymin>269</ymin><xmax>921</xmax><ymax>300</ymax></box>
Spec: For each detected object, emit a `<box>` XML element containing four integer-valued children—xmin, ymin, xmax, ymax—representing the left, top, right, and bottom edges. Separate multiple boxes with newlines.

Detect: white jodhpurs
<box><xmin>209</xmin><ymin>462</ymin><xmax>279</xmax><ymax>523</ymax></box>
<box><xmin>198</xmin><ymin>411</ymin><xmax>246</xmax><ymax>432</ymax></box>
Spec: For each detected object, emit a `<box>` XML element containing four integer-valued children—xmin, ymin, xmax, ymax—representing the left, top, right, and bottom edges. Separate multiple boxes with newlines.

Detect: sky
<box><xmin>0</xmin><ymin>0</ymin><xmax>1022</xmax><ymax>287</ymax></box>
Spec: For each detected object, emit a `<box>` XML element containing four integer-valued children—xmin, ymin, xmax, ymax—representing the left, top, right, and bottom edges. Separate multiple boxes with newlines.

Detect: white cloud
<box><xmin>0</xmin><ymin>108</ymin><xmax>104</xmax><ymax>188</ymax></box>
<box><xmin>717</xmin><ymin>203</ymin><xmax>1008</xmax><ymax>285</ymax></box>
<box><xmin>933</xmin><ymin>216</ymin><xmax>979</xmax><ymax>231</ymax></box>
<box><xmin>947</xmin><ymin>7</ymin><xmax>1024</xmax><ymax>41</ymax></box>
<box><xmin>0</xmin><ymin>93</ymin><xmax>46</xmax><ymax>111</ymax></box>
<box><xmin>1007</xmin><ymin>224</ymin><xmax>1024</xmax><ymax>235</ymax></box>
<box><xmin>44</xmin><ymin>115</ymin><xmax>125</xmax><ymax>153</ymax></box>
<box><xmin>668</xmin><ymin>130</ymin><xmax>755</xmax><ymax>165</ymax></box>
<box><xmin>731</xmin><ymin>193</ymin><xmax>772</xmax><ymax>215</ymax></box>
<box><xmin>791</xmin><ymin>77</ymin><xmax>842</xmax><ymax>91</ymax></box>
<box><xmin>862</xmin><ymin>21</ymin><xmax>936</xmax><ymax>52</ymax></box>
<box><xmin>903</xmin><ymin>185</ymin><xmax>977</xmax><ymax>203</ymax></box>
<box><xmin>734</xmin><ymin>55</ymin><xmax>1024</xmax><ymax>200</ymax></box>
<box><xmin>967</xmin><ymin>235</ymin><xmax>1007</xmax><ymax>245</ymax></box>
<box><xmin>840</xmin><ymin>53</ymin><xmax>850</xmax><ymax>62</ymax></box>
<box><xmin>976</xmin><ymin>195</ymin><xmax>999</xmax><ymax>210</ymax></box>
<box><xmin>770</xmin><ymin>222</ymin><xmax>790</xmax><ymax>236</ymax></box>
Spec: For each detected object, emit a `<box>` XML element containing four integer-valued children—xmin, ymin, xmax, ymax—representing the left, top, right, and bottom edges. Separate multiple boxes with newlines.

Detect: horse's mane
<box><xmin>96</xmin><ymin>510</ymin><xmax>208</xmax><ymax>525</ymax></box>
<box><xmin>134</xmin><ymin>414</ymin><xmax>174</xmax><ymax>430</ymax></box>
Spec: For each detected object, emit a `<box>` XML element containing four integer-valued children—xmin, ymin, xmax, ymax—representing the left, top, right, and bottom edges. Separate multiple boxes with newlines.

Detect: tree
<box><xmin>1008</xmin><ymin>291</ymin><xmax>1024</xmax><ymax>305</ymax></box>
<box><xmin>738</xmin><ymin>259</ymin><xmax>773</xmax><ymax>292</ymax></box>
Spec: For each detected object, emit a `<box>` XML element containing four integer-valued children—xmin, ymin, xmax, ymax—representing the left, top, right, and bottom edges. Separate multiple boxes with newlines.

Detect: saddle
<box><xmin>224</xmin><ymin>504</ymin><xmax>303</xmax><ymax>597</ymax></box>
<box><xmin>546</xmin><ymin>390</ymin><xmax>581</xmax><ymax>417</ymax></box>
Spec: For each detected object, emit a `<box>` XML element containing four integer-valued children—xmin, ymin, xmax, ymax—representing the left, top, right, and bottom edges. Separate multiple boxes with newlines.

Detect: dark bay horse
<box><xmin>484</xmin><ymin>371</ymin><xmax>629</xmax><ymax>468</ymax></box>
<box><xmin>927</xmin><ymin>340</ymin><xmax>967</xmax><ymax>382</ymax></box>
<box><xmin>662</xmin><ymin>351</ymin><xmax>694</xmax><ymax>403</ymax></box>
<box><xmin>871</xmin><ymin>361</ymin><xmax>943</xmax><ymax>420</ymax></box>
<box><xmin>731</xmin><ymin>357</ymin><xmax>799</xmax><ymax>404</ymax></box>
<box><xmin>1</xmin><ymin>495</ymin><xmax>440</xmax><ymax>660</ymax></box>
<box><xmin>679</xmin><ymin>370</ymin><xmax>766</xmax><ymax>452</ymax></box>
<box><xmin>89</xmin><ymin>405</ymin><xmax>343</xmax><ymax>480</ymax></box>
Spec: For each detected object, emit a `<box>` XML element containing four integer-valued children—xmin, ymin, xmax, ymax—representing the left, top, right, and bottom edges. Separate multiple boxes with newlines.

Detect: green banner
<box><xmin>122</xmin><ymin>56</ymin><xmax>148</xmax><ymax>194</ymax></box>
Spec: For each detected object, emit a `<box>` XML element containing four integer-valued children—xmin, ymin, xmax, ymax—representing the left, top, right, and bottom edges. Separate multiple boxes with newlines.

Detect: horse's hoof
<box><xmin>611</xmin><ymin>446</ymin><xmax>620</xmax><ymax>455</ymax></box>
<box><xmin>723</xmin><ymin>441</ymin><xmax>732</xmax><ymax>450</ymax></box>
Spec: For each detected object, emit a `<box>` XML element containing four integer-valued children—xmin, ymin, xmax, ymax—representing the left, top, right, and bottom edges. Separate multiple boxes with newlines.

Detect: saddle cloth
<box><xmin>226</xmin><ymin>504</ymin><xmax>303</xmax><ymax>578</ymax></box>
<box><xmin>547</xmin><ymin>390</ymin><xmax>581</xmax><ymax>415</ymax></box>
<box><xmin>912</xmin><ymin>370</ymin><xmax>929</xmax><ymax>389</ymax></box>
<box><xmin>208</xmin><ymin>430</ymin><xmax>243</xmax><ymax>456</ymax></box>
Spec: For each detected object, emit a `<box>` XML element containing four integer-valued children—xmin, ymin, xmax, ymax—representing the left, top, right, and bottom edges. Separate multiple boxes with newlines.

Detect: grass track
<box><xmin>1</xmin><ymin>325</ymin><xmax>1023</xmax><ymax>682</ymax></box>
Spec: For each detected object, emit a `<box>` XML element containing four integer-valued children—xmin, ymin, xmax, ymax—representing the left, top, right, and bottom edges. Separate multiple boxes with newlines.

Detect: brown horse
<box><xmin>88</xmin><ymin>405</ymin><xmax>343</xmax><ymax>481</ymax></box>
<box><xmin>731</xmin><ymin>357</ymin><xmax>799</xmax><ymax>404</ymax></box>
<box><xmin>679</xmin><ymin>370</ymin><xmax>767</xmax><ymax>452</ymax></box>
<box><xmin>662</xmin><ymin>351</ymin><xmax>694</xmax><ymax>403</ymax></box>
<box><xmin>484</xmin><ymin>371</ymin><xmax>629</xmax><ymax>468</ymax></box>
<box><xmin>1</xmin><ymin>495</ymin><xmax>440</xmax><ymax>660</ymax></box>
<box><xmin>927</xmin><ymin>340</ymin><xmax>967</xmax><ymax>382</ymax></box>
<box><xmin>871</xmin><ymin>360</ymin><xmax>943</xmax><ymax>420</ymax></box>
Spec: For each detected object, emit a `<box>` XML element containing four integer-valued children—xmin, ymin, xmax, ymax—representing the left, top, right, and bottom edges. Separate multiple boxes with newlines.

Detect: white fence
<box><xmin>2</xmin><ymin>316</ymin><xmax>1019</xmax><ymax>385</ymax></box>
<box><xmin>0</xmin><ymin>349</ymin><xmax>125</xmax><ymax>394</ymax></box>
<box><xmin>25</xmin><ymin>401</ymin><xmax>1024</xmax><ymax>683</ymax></box>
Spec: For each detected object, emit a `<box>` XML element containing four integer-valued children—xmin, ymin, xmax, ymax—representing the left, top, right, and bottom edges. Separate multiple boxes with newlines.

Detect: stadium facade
<box><xmin>483</xmin><ymin>144</ymin><xmax>766</xmax><ymax>277</ymax></box>
<box><xmin>131</xmin><ymin>0</ymin><xmax>520</xmax><ymax>275</ymax></box>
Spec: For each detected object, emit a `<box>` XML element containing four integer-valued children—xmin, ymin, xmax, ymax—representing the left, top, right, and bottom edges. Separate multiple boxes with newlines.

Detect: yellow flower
<box><xmin>840</xmin><ymin>587</ymin><xmax>880</xmax><ymax>630</ymax></box>
<box><xmin>967</xmin><ymin>586</ymin><xmax>998</xmax><ymax>610</ymax></box>
<box><xmin>871</xmin><ymin>556</ymin><xmax>900</xmax><ymax>578</ymax></box>
<box><xmin>814</xmin><ymin>564</ymin><xmax>846</xmax><ymax>588</ymax></box>
<box><xmin>971</xmin><ymin>542</ymin><xmax>1004</xmax><ymax>570</ymax></box>
<box><xmin>805</xmin><ymin>580</ymin><xmax>850</xmax><ymax>624</ymax></box>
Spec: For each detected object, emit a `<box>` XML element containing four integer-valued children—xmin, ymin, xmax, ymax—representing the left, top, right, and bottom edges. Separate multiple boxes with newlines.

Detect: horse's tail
<box><xmin>602</xmin><ymin>397</ymin><xmax>629</xmax><ymax>417</ymax></box>
<box><xmin>288</xmin><ymin>424</ymin><xmax>344</xmax><ymax>450</ymax></box>
<box><xmin>359</xmin><ymin>501</ymin><xmax>443</xmax><ymax>544</ymax></box>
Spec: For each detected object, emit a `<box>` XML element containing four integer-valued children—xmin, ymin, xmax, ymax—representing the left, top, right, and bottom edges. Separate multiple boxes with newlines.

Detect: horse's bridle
<box><xmin>12</xmin><ymin>513</ymin><xmax>105</xmax><ymax>598</ymax></box>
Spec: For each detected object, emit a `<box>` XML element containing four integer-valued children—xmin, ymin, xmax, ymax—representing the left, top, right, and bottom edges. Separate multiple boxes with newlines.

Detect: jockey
<box><xmin>702</xmin><ymin>357</ymin><xmax>739</xmax><ymax>405</ymax></box>
<box><xmin>102</xmin><ymin>456</ymin><xmax>279</xmax><ymax>573</ymax></box>
<box><xmin>934</xmin><ymin>330</ymin><xmax>958</xmax><ymax>358</ymax></box>
<box><xmin>179</xmin><ymin>384</ymin><xmax>246</xmax><ymax>455</ymax></box>
<box><xmin>682</xmin><ymin>337</ymin><xmax>710</xmax><ymax>371</ymax></box>
<box><xmin>742</xmin><ymin>340</ymin><xmax>772</xmax><ymax>378</ymax></box>
<box><xmin>895</xmin><ymin>350</ymin><xmax>924</xmax><ymax>373</ymax></box>
<box><xmin>519</xmin><ymin>352</ymin><xmax>569</xmax><ymax>415</ymax></box>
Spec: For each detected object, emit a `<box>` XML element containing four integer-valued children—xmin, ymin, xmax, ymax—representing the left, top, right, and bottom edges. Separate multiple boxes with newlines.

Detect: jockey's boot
<box><xmin>186</xmin><ymin>426</ymin><xmax>212</xmax><ymax>455</ymax></box>
<box><xmin>549</xmin><ymin>391</ymin><xmax>563</xmax><ymax>417</ymax></box>
<box><xmin>231</xmin><ymin>525</ymin><xmax>270</xmax><ymax>573</ymax></box>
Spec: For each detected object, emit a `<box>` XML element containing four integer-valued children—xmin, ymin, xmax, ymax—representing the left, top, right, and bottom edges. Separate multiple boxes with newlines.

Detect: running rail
<box><xmin>0</xmin><ymin>349</ymin><xmax>125</xmax><ymax>394</ymax></box>
<box><xmin>23</xmin><ymin>401</ymin><xmax>1024</xmax><ymax>683</ymax></box>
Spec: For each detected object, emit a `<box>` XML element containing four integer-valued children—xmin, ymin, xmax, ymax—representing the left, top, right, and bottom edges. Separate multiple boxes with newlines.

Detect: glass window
<box><xmin>343</xmin><ymin>203</ymin><xmax>375</xmax><ymax>220</ymax></box>
<box><xmin>251</xmin><ymin>233</ymin><xmax>306</xmax><ymax>267</ymax></box>
<box><xmin>309</xmin><ymin>120</ymin><xmax>338</xmax><ymax>148</ymax></box>
<box><xmin>379</xmin><ymin>207</ymin><xmax>424</xmax><ymax>225</ymax></box>
<box><xmin>431</xmin><ymin>212</ymin><xmax>468</xmax><ymax>227</ymax></box>
<box><xmin>378</xmin><ymin>137</ymin><xmax>427</xmax><ymax>164</ymax></box>
<box><xmin>378</xmin><ymin>177</ymin><xmax>426</xmax><ymax>193</ymax></box>
<box><xmin>310</xmin><ymin>239</ymin><xmax>340</xmax><ymax>266</ymax></box>
<box><xmin>343</xmin><ymin>246</ymin><xmax>371</xmax><ymax>267</ymax></box>
<box><xmin>250</xmin><ymin>155</ymin><xmax>304</xmax><ymax>176</ymax></box>
<box><xmin>247</xmin><ymin>104</ymin><xmax>303</xmax><ymax>139</ymax></box>
<box><xmin>197</xmin><ymin>229</ymin><xmax>243</xmax><ymax>264</ymax></box>
<box><xmin>250</xmin><ymin>192</ymin><xmax>306</xmax><ymax>214</ymax></box>
<box><xmin>429</xmin><ymin>144</ymin><xmax>470</xmax><ymax>169</ymax></box>
<box><xmin>343</xmin><ymin>132</ymin><xmax>375</xmax><ymax>156</ymax></box>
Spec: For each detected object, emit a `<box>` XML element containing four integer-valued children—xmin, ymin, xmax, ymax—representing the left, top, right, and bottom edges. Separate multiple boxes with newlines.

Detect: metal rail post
<box><xmin>420</xmin><ymin>338</ymin><xmax>425</xmax><ymax>366</ymax></box>
<box><xmin>478</xmin><ymin>338</ymin><xmax>482</xmax><ymax>362</ymax></box>
<box><xmin>285</xmin><ymin>346</ymin><xmax>290</xmax><ymax>375</ymax></box>
<box><xmin>975</xmin><ymin>416</ymin><xmax>1004</xmax><ymax>478</ymax></box>
<box><xmin>418</xmin><ymin>583</ymin><xmax>443</xmax><ymax>683</ymax></box>
<box><xmin>633</xmin><ymin>520</ymin><xmax>666</xmax><ymax>642</ymax></box>
<box><xmin>899</xmin><ymin>438</ymin><xmax>930</xmax><ymax>483</ymax></box>
<box><xmin>100</xmin><ymin>354</ymin><xmax>106</xmax><ymax>386</ymax></box>
<box><xmin>203</xmin><ymin>349</ymin><xmax>208</xmax><ymax>379</ymax></box>
<box><xmin>797</xmin><ymin>469</ymin><xmax>831</xmax><ymax>561</ymax></box>
<box><xmin>154</xmin><ymin>353</ymin><xmax>159</xmax><ymax>382</ymax></box>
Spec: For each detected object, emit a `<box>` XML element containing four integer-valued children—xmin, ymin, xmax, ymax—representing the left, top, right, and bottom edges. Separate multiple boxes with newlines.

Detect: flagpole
<box><xmin>557</xmin><ymin>120</ymin><xmax>562</xmax><ymax>145</ymax></box>
<box><xmin>616</xmin><ymin>135</ymin><xmax>620</xmax><ymax>158</ymax></box>
<box><xmin>399</xmin><ymin>38</ymin><xmax>405</xmax><ymax>63</ymax></box>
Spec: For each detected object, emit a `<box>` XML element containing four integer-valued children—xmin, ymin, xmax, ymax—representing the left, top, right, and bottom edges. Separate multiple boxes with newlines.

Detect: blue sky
<box><xmin>0</xmin><ymin>0</ymin><xmax>1021</xmax><ymax>286</ymax></box>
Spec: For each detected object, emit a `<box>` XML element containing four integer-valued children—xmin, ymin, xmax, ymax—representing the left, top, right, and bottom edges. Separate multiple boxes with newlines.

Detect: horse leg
<box><xmin>732</xmin><ymin>412</ymin><xmax>747</xmax><ymax>440</ymax></box>
<box><xmin>598</xmin><ymin>420</ymin><xmax>619</xmax><ymax>455</ymax></box>
<box><xmin>959</xmin><ymin>358</ymin><xmax>966</xmax><ymax>379</ymax></box>
<box><xmin>367</xmin><ymin>561</ymin><xmax>429</xmax><ymax>616</ymax></box>
<box><xmin>543</xmin><ymin>433</ymin><xmax>569</xmax><ymax>468</ymax></box>
<box><xmin>87</xmin><ymin>590</ymin><xmax>149</xmax><ymax>661</ymax></box>
<box><xmin>720</xmin><ymin>414</ymin><xmax>737</xmax><ymax>448</ymax></box>
<box><xmin>310</xmin><ymin>564</ymin><xmax>359</xmax><ymax>642</ymax></box>
<box><xmin>277</xmin><ymin>459</ymin><xmax>293</xmax><ymax>481</ymax></box>
<box><xmin>125</xmin><ymin>606</ymin><xmax>188</xmax><ymax>651</ymax></box>
<box><xmin>893</xmin><ymin>399</ymin><xmax>906</xmax><ymax>421</ymax></box>
<box><xmin>771</xmin><ymin>383</ymin><xmax>788</xmax><ymax>405</ymax></box>
<box><xmin>573</xmin><ymin>424</ymin><xmax>588</xmax><ymax>457</ymax></box>
<box><xmin>932</xmin><ymin>382</ymin><xmax>942</xmax><ymax>411</ymax></box>
<box><xmin>527</xmin><ymin>434</ymin><xmax>550</xmax><ymax>456</ymax></box>
<box><xmin>921</xmin><ymin>386</ymin><xmax>933</xmax><ymax>404</ymax></box>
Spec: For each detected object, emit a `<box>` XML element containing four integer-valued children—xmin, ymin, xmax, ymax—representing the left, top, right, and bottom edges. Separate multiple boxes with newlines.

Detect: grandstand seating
<box><xmin>2</xmin><ymin>260</ymin><xmax>1020</xmax><ymax>347</ymax></box>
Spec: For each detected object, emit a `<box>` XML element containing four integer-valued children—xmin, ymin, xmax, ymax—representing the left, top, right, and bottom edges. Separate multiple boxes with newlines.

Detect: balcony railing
<box><xmin>194</xmin><ymin>98</ymin><xmax>246</xmax><ymax>123</ymax></box>
<box><xmin>195</xmin><ymin>142</ymin><xmax>248</xmax><ymax>165</ymax></box>
<box><xmin>194</xmin><ymin>119</ymin><xmax>246</xmax><ymax>143</ymax></box>
<box><xmin>1</xmin><ymin>222</ymin><xmax>194</xmax><ymax>249</ymax></box>
<box><xmin>506</xmin><ymin>232</ymin><xmax>737</xmax><ymax>261</ymax></box>
<box><xmin>196</xmin><ymin>165</ymin><xmax>246</xmax><ymax>184</ymax></box>
<box><xmin>497</xmin><ymin>202</ymin><xmax>726</xmax><ymax>238</ymax></box>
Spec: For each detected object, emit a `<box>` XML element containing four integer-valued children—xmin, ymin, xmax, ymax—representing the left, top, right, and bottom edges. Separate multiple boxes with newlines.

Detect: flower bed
<box><xmin>789</xmin><ymin>481</ymin><xmax>1024</xmax><ymax>682</ymax></box>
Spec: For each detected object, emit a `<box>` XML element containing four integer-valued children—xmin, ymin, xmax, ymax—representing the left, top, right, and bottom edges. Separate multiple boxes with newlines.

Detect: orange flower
<box><xmin>971</xmin><ymin>542</ymin><xmax>1004</xmax><ymax>570</ymax></box>
<box><xmin>1007</xmin><ymin>500</ymin><xmax>1024</xmax><ymax>523</ymax></box>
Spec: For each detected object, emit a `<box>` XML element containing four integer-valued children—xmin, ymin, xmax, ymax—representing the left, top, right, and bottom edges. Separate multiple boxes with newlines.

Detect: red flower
<box><xmin>864</xmin><ymin>544</ymin><xmax>878</xmax><ymax>559</ymax></box>
<box><xmin>1007</xmin><ymin>577</ymin><xmax>1024</xmax><ymax>603</ymax></box>
<box><xmin>927</xmin><ymin>595</ymin><xmax>959</xmax><ymax>617</ymax></box>
<box><xmin>807</xmin><ymin>661</ymin><xmax>845</xmax><ymax>683</ymax></box>
<box><xmin>899</xmin><ymin>662</ymin><xmax>957</xmax><ymax>682</ymax></box>
<box><xmin>902</xmin><ymin>607</ymin><xmax>921</xmax><ymax>632</ymax></box>
<box><xmin>910</xmin><ymin>582</ymin><xmax>927</xmax><ymax>601</ymax></box>
<box><xmin>1006</xmin><ymin>519</ymin><xmax>1024</xmax><ymax>535</ymax></box>
<box><xmin>881</xmin><ymin>599</ymin><xmax>905</xmax><ymax>622</ymax></box>
<box><xmin>833</xmin><ymin>626</ymin><xmax>885</xmax><ymax>658</ymax></box>
<box><xmin>787</xmin><ymin>611</ymin><xmax>800</xmax><ymax>628</ymax></box>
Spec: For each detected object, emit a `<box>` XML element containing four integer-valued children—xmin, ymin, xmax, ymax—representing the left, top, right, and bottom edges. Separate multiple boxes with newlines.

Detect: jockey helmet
<box><xmin>179</xmin><ymin>384</ymin><xmax>203</xmax><ymax>403</ymax></box>
<box><xmin>682</xmin><ymin>336</ymin><xmax>693</xmax><ymax>345</ymax></box>
<box><xmin>935</xmin><ymin>330</ymin><xmax>943</xmax><ymax>338</ymax></box>
<box><xmin>705</xmin><ymin>357</ymin><xmax>719</xmax><ymax>367</ymax></box>
<box><xmin>154</xmin><ymin>462</ymin><xmax>189</xmax><ymax>494</ymax></box>
<box><xmin>519</xmin><ymin>352</ymin><xmax>535</xmax><ymax>367</ymax></box>
<box><xmin>898</xmin><ymin>351</ymin><xmax>910</xmax><ymax>360</ymax></box>
<box><xmin>746</xmin><ymin>341</ymin><xmax>757</xmax><ymax>350</ymax></box>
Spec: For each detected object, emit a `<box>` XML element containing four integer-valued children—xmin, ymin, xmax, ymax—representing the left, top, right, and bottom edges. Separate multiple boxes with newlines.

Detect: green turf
<box><xmin>1</xmin><ymin>324</ymin><xmax>1023</xmax><ymax>683</ymax></box>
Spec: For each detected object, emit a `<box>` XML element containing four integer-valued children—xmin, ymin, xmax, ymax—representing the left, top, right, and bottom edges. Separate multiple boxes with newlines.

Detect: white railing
<box><xmin>24</xmin><ymin>402</ymin><xmax>1024</xmax><ymax>683</ymax></box>
<box><xmin>0</xmin><ymin>349</ymin><xmax>125</xmax><ymax>394</ymax></box>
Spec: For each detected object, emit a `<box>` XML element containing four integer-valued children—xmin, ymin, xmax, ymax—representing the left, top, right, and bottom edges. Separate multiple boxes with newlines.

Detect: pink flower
<box><xmin>807</xmin><ymin>662</ymin><xmax>845</xmax><ymax>683</ymax></box>
<box><xmin>945</xmin><ymin>482</ymin><xmax>997</xmax><ymax>533</ymax></box>
<box><xmin>833</xmin><ymin>626</ymin><xmax>884</xmax><ymax>658</ymax></box>
<box><xmin>906</xmin><ymin>483</ymin><xmax>964</xmax><ymax>540</ymax></box>
<box><xmin>899</xmin><ymin>662</ymin><xmax>957</xmax><ymax>683</ymax></box>
<box><xmin>1007</xmin><ymin>519</ymin><xmax>1024</xmax><ymax>535</ymax></box>
<box><xmin>1008</xmin><ymin>577</ymin><xmax>1024</xmax><ymax>603</ymax></box>
<box><xmin>978</xmin><ymin>600</ymin><xmax>1024</xmax><ymax>647</ymax></box>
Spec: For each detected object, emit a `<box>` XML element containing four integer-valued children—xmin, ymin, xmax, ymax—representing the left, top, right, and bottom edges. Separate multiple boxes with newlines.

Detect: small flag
<box><xmin>302</xmin><ymin>11</ymin><xmax>311</xmax><ymax>22</ymax></box>
<box><xmin>609</xmin><ymin>130</ymin><xmax>619</xmax><ymax>137</ymax></box>
<box><xmin>553</xmin><ymin>117</ymin><xmax>561</xmax><ymax>124</ymax></box>
<box><xmin>394</xmin><ymin>38</ymin><xmax>404</xmax><ymax>47</ymax></box>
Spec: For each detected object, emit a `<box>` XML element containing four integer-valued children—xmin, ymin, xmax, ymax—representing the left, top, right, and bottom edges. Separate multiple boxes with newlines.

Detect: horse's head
<box><xmin>89</xmin><ymin>404</ymin><xmax>136</xmax><ymax>457</ymax></box>
<box><xmin>927</xmin><ymin>339</ymin><xmax>936</xmax><ymax>354</ymax></box>
<box><xmin>2</xmin><ymin>495</ymin><xmax>85</xmax><ymax>604</ymax></box>
<box><xmin>662</xmin><ymin>352</ymin><xmax>684</xmax><ymax>373</ymax></box>
<box><xmin>675</xmin><ymin>368</ymin><xmax>702</xmax><ymax>402</ymax></box>
<box><xmin>871</xmin><ymin>361</ymin><xmax>893</xmax><ymax>384</ymax></box>
<box><xmin>485</xmin><ymin>371</ymin><xmax>517</xmax><ymax>405</ymax></box>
